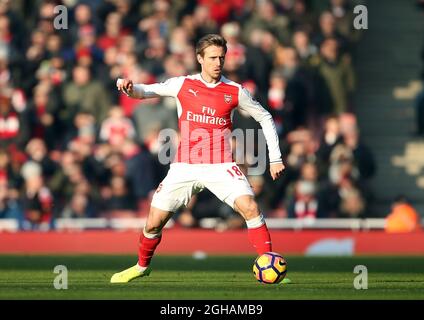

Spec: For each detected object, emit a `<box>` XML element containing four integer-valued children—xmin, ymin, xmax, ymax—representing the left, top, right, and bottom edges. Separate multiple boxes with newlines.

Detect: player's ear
<box><xmin>197</xmin><ymin>54</ymin><xmax>203</xmax><ymax>65</ymax></box>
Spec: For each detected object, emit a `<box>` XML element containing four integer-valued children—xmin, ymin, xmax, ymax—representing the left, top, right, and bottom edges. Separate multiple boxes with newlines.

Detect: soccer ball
<box><xmin>252</xmin><ymin>252</ymin><xmax>287</xmax><ymax>284</ymax></box>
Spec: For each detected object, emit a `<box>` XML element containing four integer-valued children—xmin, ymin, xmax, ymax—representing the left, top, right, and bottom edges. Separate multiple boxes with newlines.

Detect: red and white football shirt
<box><xmin>127</xmin><ymin>74</ymin><xmax>282</xmax><ymax>164</ymax></box>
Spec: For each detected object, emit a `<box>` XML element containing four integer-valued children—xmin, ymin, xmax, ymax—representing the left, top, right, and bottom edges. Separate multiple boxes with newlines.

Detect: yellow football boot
<box><xmin>110</xmin><ymin>265</ymin><xmax>152</xmax><ymax>283</ymax></box>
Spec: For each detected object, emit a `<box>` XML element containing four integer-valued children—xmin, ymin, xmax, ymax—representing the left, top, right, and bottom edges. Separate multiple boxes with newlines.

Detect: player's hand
<box><xmin>116</xmin><ymin>78</ymin><xmax>134</xmax><ymax>96</ymax></box>
<box><xmin>270</xmin><ymin>162</ymin><xmax>285</xmax><ymax>181</ymax></box>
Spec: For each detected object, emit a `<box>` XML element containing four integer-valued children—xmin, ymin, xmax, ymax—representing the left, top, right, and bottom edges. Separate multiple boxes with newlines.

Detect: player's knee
<box><xmin>144</xmin><ymin>207</ymin><xmax>173</xmax><ymax>234</ymax></box>
<box><xmin>239</xmin><ymin>199</ymin><xmax>260</xmax><ymax>220</ymax></box>
<box><xmin>144</xmin><ymin>224</ymin><xmax>163</xmax><ymax>234</ymax></box>
<box><xmin>144</xmin><ymin>218</ymin><xmax>164</xmax><ymax>235</ymax></box>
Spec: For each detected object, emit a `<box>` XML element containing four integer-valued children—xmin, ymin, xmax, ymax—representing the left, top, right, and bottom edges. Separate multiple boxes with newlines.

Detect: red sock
<box><xmin>138</xmin><ymin>233</ymin><xmax>162</xmax><ymax>267</ymax></box>
<box><xmin>247</xmin><ymin>224</ymin><xmax>272</xmax><ymax>255</ymax></box>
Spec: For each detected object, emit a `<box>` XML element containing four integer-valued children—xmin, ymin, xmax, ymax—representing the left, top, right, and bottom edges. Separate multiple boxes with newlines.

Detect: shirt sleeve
<box><xmin>238</xmin><ymin>86</ymin><xmax>282</xmax><ymax>163</ymax></box>
<box><xmin>117</xmin><ymin>77</ymin><xmax>185</xmax><ymax>99</ymax></box>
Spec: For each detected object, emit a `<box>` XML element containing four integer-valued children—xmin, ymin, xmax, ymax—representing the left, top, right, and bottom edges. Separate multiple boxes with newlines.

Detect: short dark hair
<box><xmin>195</xmin><ymin>34</ymin><xmax>227</xmax><ymax>57</ymax></box>
<box><xmin>394</xmin><ymin>194</ymin><xmax>411</xmax><ymax>204</ymax></box>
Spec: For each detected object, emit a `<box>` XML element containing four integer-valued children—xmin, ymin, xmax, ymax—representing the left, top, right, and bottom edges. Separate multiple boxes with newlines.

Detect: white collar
<box><xmin>195</xmin><ymin>73</ymin><xmax>223</xmax><ymax>88</ymax></box>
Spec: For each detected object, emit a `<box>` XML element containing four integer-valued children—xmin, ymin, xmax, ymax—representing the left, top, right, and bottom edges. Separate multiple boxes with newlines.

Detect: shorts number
<box><xmin>227</xmin><ymin>166</ymin><xmax>243</xmax><ymax>178</ymax></box>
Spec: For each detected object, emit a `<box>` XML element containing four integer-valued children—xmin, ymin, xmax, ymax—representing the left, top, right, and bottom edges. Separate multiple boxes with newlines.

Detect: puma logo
<box><xmin>188</xmin><ymin>89</ymin><xmax>198</xmax><ymax>97</ymax></box>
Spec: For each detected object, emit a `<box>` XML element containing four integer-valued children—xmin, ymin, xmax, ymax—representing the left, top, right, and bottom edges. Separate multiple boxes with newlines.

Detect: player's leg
<box><xmin>203</xmin><ymin>163</ymin><xmax>272</xmax><ymax>255</ymax></box>
<box><xmin>235</xmin><ymin>195</ymin><xmax>291</xmax><ymax>284</ymax></box>
<box><xmin>138</xmin><ymin>206</ymin><xmax>173</xmax><ymax>269</ymax></box>
<box><xmin>234</xmin><ymin>195</ymin><xmax>272</xmax><ymax>255</ymax></box>
<box><xmin>110</xmin><ymin>206</ymin><xmax>175</xmax><ymax>283</ymax></box>
<box><xmin>111</xmin><ymin>163</ymin><xmax>198</xmax><ymax>283</ymax></box>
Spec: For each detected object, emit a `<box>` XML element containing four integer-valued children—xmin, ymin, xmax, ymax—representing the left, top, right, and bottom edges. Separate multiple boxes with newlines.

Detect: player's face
<box><xmin>197</xmin><ymin>45</ymin><xmax>225</xmax><ymax>83</ymax></box>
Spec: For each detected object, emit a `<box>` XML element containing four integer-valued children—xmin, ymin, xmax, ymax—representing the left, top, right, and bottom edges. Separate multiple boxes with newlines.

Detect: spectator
<box><xmin>61</xmin><ymin>65</ymin><xmax>111</xmax><ymax>128</ymax></box>
<box><xmin>414</xmin><ymin>39</ymin><xmax>424</xmax><ymax>136</ymax></box>
<box><xmin>25</xmin><ymin>138</ymin><xmax>57</xmax><ymax>180</ymax></box>
<box><xmin>121</xmin><ymin>139</ymin><xmax>157</xmax><ymax>213</ymax></box>
<box><xmin>36</xmin><ymin>2</ymin><xmax>57</xmax><ymax>36</ymax></box>
<box><xmin>73</xmin><ymin>24</ymin><xmax>104</xmax><ymax>69</ymax></box>
<box><xmin>243</xmin><ymin>28</ymin><xmax>274</xmax><ymax>106</ymax></box>
<box><xmin>199</xmin><ymin>0</ymin><xmax>233</xmax><ymax>26</ymax></box>
<box><xmin>221</xmin><ymin>21</ymin><xmax>246</xmax><ymax>81</ymax></box>
<box><xmin>0</xmin><ymin>179</ymin><xmax>23</xmax><ymax>223</ymax></box>
<box><xmin>20</xmin><ymin>161</ymin><xmax>53</xmax><ymax>230</ymax></box>
<box><xmin>0</xmin><ymin>13</ymin><xmax>24</xmax><ymax>84</ymax></box>
<box><xmin>312</xmin><ymin>11</ymin><xmax>349</xmax><ymax>54</ymax></box>
<box><xmin>45</xmin><ymin>32</ymin><xmax>62</xmax><ymax>57</ymax></box>
<box><xmin>268</xmin><ymin>128</ymin><xmax>317</xmax><ymax>209</ymax></box>
<box><xmin>191</xmin><ymin>5</ymin><xmax>218</xmax><ymax>41</ymax></box>
<box><xmin>286</xmin><ymin>179</ymin><xmax>319</xmax><ymax>219</ymax></box>
<box><xmin>0</xmin><ymin>147</ymin><xmax>23</xmax><ymax>225</ymax></box>
<box><xmin>292</xmin><ymin>29</ymin><xmax>319</xmax><ymax>67</ymax></box>
<box><xmin>342</xmin><ymin>122</ymin><xmax>376</xmax><ymax>181</ymax></box>
<box><xmin>48</xmin><ymin>150</ymin><xmax>85</xmax><ymax>207</ymax></box>
<box><xmin>139</xmin><ymin>0</ymin><xmax>175</xmax><ymax>40</ymax></box>
<box><xmin>285</xmin><ymin>161</ymin><xmax>329</xmax><ymax>219</ymax></box>
<box><xmin>62</xmin><ymin>192</ymin><xmax>97</xmax><ymax>219</ymax></box>
<box><xmin>143</xmin><ymin>36</ymin><xmax>169</xmax><ymax>77</ymax></box>
<box><xmin>385</xmin><ymin>195</ymin><xmax>421</xmax><ymax>233</ymax></box>
<box><xmin>278</xmin><ymin>47</ymin><xmax>312</xmax><ymax>130</ymax></box>
<box><xmin>243</xmin><ymin>0</ymin><xmax>291</xmax><ymax>45</ymax></box>
<box><xmin>316</xmin><ymin>114</ymin><xmax>343</xmax><ymax>175</ymax></box>
<box><xmin>99</xmin><ymin>106</ymin><xmax>136</xmax><ymax>147</ymax></box>
<box><xmin>101</xmin><ymin>175</ymin><xmax>137</xmax><ymax>215</ymax></box>
<box><xmin>0</xmin><ymin>87</ymin><xmax>30</xmax><ymax>150</ymax></box>
<box><xmin>0</xmin><ymin>43</ymin><xmax>11</xmax><ymax>86</ymax></box>
<box><xmin>27</xmin><ymin>83</ymin><xmax>59</xmax><ymax>148</ymax></box>
<box><xmin>415</xmin><ymin>89</ymin><xmax>424</xmax><ymax>136</ymax></box>
<box><xmin>287</xmin><ymin>0</ymin><xmax>316</xmax><ymax>34</ymax></box>
<box><xmin>0</xmin><ymin>0</ymin><xmax>26</xmax><ymax>51</ymax></box>
<box><xmin>267</xmin><ymin>71</ymin><xmax>286</xmax><ymax>136</ymax></box>
<box><xmin>96</xmin><ymin>46</ymin><xmax>122</xmax><ymax>104</ymax></box>
<box><xmin>337</xmin><ymin>176</ymin><xmax>366</xmax><ymax>218</ymax></box>
<box><xmin>0</xmin><ymin>148</ymin><xmax>22</xmax><ymax>190</ymax></box>
<box><xmin>328</xmin><ymin>0</ymin><xmax>360</xmax><ymax>45</ymax></box>
<box><xmin>168</xmin><ymin>26</ymin><xmax>191</xmax><ymax>57</ymax></box>
<box><xmin>317</xmin><ymin>37</ymin><xmax>355</xmax><ymax>114</ymax></box>
<box><xmin>69</xmin><ymin>3</ymin><xmax>96</xmax><ymax>46</ymax></box>
<box><xmin>97</xmin><ymin>12</ymin><xmax>125</xmax><ymax>51</ymax></box>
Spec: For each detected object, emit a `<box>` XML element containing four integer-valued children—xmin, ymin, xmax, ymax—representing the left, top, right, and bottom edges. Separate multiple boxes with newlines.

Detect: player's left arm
<box><xmin>238</xmin><ymin>87</ymin><xmax>285</xmax><ymax>180</ymax></box>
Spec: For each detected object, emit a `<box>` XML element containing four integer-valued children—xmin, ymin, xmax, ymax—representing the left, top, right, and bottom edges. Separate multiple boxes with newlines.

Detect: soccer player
<box><xmin>111</xmin><ymin>34</ymin><xmax>285</xmax><ymax>283</ymax></box>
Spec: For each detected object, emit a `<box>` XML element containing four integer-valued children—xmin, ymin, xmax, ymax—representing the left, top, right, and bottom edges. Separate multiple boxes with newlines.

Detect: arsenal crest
<box><xmin>224</xmin><ymin>94</ymin><xmax>232</xmax><ymax>104</ymax></box>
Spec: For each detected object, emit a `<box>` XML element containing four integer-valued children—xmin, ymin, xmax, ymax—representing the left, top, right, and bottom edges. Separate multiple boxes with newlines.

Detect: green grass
<box><xmin>0</xmin><ymin>255</ymin><xmax>424</xmax><ymax>299</ymax></box>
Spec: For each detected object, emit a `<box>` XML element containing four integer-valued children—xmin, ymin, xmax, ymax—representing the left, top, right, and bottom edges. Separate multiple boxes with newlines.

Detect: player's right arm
<box><xmin>116</xmin><ymin>77</ymin><xmax>185</xmax><ymax>99</ymax></box>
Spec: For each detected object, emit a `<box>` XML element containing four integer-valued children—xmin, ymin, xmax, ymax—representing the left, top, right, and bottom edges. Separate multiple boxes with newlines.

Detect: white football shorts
<box><xmin>151</xmin><ymin>162</ymin><xmax>254</xmax><ymax>212</ymax></box>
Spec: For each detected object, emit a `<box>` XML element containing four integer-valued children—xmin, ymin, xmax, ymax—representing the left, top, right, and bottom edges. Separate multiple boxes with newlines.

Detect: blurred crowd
<box><xmin>415</xmin><ymin>1</ymin><xmax>424</xmax><ymax>137</ymax></box>
<box><xmin>0</xmin><ymin>0</ymin><xmax>378</xmax><ymax>230</ymax></box>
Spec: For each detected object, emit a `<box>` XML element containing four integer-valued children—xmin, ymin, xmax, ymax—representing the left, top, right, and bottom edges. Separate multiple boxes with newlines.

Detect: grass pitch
<box><xmin>0</xmin><ymin>255</ymin><xmax>423</xmax><ymax>300</ymax></box>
